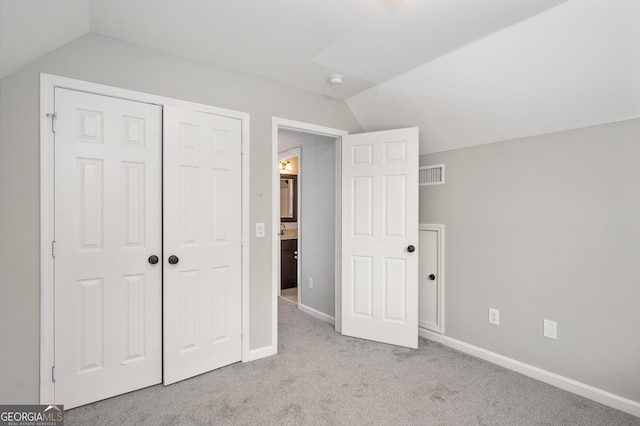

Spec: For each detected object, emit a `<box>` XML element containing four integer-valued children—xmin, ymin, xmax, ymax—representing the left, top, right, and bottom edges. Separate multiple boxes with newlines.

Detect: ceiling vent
<box><xmin>419</xmin><ymin>164</ymin><xmax>445</xmax><ymax>186</ymax></box>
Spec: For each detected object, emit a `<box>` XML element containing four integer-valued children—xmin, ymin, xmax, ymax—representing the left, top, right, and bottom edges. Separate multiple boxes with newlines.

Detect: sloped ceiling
<box><xmin>1</xmin><ymin>0</ymin><xmax>638</xmax><ymax>154</ymax></box>
<box><xmin>347</xmin><ymin>0</ymin><xmax>640</xmax><ymax>153</ymax></box>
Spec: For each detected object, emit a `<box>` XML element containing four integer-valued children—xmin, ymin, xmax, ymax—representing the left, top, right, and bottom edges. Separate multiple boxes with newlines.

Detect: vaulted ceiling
<box><xmin>1</xmin><ymin>0</ymin><xmax>638</xmax><ymax>153</ymax></box>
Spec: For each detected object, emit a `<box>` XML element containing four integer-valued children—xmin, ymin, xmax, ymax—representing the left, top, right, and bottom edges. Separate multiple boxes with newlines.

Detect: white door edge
<box><xmin>419</xmin><ymin>223</ymin><xmax>445</xmax><ymax>334</ymax></box>
<box><xmin>271</xmin><ymin>118</ymin><xmax>348</xmax><ymax>353</ymax></box>
<box><xmin>39</xmin><ymin>73</ymin><xmax>251</xmax><ymax>404</ymax></box>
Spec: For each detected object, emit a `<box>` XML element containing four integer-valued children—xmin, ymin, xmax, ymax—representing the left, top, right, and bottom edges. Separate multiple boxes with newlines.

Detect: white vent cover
<box><xmin>419</xmin><ymin>164</ymin><xmax>445</xmax><ymax>186</ymax></box>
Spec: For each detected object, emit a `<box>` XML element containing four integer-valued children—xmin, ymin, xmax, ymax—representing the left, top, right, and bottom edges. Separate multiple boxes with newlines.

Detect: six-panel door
<box><xmin>162</xmin><ymin>106</ymin><xmax>243</xmax><ymax>385</ymax></box>
<box><xmin>341</xmin><ymin>127</ymin><xmax>419</xmax><ymax>349</ymax></box>
<box><xmin>54</xmin><ymin>88</ymin><xmax>163</xmax><ymax>408</ymax></box>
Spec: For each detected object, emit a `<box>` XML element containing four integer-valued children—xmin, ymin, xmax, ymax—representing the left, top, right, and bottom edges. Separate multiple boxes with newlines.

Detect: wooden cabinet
<box><xmin>281</xmin><ymin>239</ymin><xmax>298</xmax><ymax>289</ymax></box>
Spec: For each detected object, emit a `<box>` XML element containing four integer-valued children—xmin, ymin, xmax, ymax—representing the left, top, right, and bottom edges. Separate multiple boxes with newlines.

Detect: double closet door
<box><xmin>53</xmin><ymin>88</ymin><xmax>242</xmax><ymax>408</ymax></box>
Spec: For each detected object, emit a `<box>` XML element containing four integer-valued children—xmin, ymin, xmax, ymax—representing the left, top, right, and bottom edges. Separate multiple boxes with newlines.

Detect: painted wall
<box><xmin>0</xmin><ymin>33</ymin><xmax>362</xmax><ymax>404</ymax></box>
<box><xmin>279</xmin><ymin>130</ymin><xmax>337</xmax><ymax>318</ymax></box>
<box><xmin>419</xmin><ymin>118</ymin><xmax>640</xmax><ymax>402</ymax></box>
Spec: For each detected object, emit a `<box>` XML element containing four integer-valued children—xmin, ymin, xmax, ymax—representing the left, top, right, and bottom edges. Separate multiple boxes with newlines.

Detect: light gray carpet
<box><xmin>66</xmin><ymin>299</ymin><xmax>639</xmax><ymax>425</ymax></box>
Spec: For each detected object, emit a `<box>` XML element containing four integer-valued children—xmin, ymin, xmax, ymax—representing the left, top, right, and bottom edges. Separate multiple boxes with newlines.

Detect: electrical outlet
<box><xmin>488</xmin><ymin>308</ymin><xmax>500</xmax><ymax>325</ymax></box>
<box><xmin>544</xmin><ymin>319</ymin><xmax>557</xmax><ymax>339</ymax></box>
<box><xmin>308</xmin><ymin>277</ymin><xmax>314</xmax><ymax>289</ymax></box>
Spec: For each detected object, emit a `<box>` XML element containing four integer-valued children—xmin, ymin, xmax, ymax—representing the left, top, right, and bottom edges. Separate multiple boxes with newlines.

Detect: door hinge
<box><xmin>46</xmin><ymin>112</ymin><xmax>57</xmax><ymax>132</ymax></box>
<box><xmin>51</xmin><ymin>366</ymin><xmax>56</xmax><ymax>383</ymax></box>
<box><xmin>51</xmin><ymin>240</ymin><xmax>56</xmax><ymax>258</ymax></box>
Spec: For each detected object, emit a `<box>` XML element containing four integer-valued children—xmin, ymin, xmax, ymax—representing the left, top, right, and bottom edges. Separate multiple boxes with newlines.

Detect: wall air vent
<box><xmin>419</xmin><ymin>164</ymin><xmax>445</xmax><ymax>186</ymax></box>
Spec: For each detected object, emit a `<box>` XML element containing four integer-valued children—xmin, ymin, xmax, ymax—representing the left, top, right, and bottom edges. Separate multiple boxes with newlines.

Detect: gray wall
<box><xmin>419</xmin><ymin>118</ymin><xmax>640</xmax><ymax>402</ymax></box>
<box><xmin>0</xmin><ymin>33</ymin><xmax>362</xmax><ymax>403</ymax></box>
<box><xmin>279</xmin><ymin>130</ymin><xmax>337</xmax><ymax>318</ymax></box>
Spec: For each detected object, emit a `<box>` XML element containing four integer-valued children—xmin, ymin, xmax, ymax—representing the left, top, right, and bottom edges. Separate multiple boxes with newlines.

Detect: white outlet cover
<box><xmin>544</xmin><ymin>319</ymin><xmax>557</xmax><ymax>339</ymax></box>
<box><xmin>488</xmin><ymin>308</ymin><xmax>499</xmax><ymax>325</ymax></box>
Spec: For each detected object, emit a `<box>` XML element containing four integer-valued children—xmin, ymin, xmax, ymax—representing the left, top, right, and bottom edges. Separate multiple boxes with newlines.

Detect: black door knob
<box><xmin>168</xmin><ymin>255</ymin><xmax>179</xmax><ymax>265</ymax></box>
<box><xmin>148</xmin><ymin>255</ymin><xmax>159</xmax><ymax>265</ymax></box>
<box><xmin>407</xmin><ymin>245</ymin><xmax>415</xmax><ymax>253</ymax></box>
<box><xmin>428</xmin><ymin>274</ymin><xmax>436</xmax><ymax>280</ymax></box>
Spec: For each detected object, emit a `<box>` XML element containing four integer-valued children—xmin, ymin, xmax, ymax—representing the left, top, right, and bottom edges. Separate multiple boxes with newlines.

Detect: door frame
<box><xmin>39</xmin><ymin>73</ymin><xmax>251</xmax><ymax>403</ymax></box>
<box><xmin>418</xmin><ymin>223</ymin><xmax>445</xmax><ymax>334</ymax></box>
<box><xmin>271</xmin><ymin>118</ymin><xmax>348</xmax><ymax>351</ymax></box>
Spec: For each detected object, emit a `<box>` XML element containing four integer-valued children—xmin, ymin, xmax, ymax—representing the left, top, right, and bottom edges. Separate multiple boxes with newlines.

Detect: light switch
<box><xmin>255</xmin><ymin>222</ymin><xmax>265</xmax><ymax>238</ymax></box>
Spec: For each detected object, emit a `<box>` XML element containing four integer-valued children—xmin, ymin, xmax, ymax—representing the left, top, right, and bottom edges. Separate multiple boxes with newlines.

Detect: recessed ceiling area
<box><xmin>1</xmin><ymin>0</ymin><xmax>638</xmax><ymax>154</ymax></box>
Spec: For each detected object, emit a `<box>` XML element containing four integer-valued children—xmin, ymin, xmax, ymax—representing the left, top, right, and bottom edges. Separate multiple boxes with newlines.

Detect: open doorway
<box><xmin>278</xmin><ymin>149</ymin><xmax>300</xmax><ymax>306</ymax></box>
<box><xmin>272</xmin><ymin>118</ymin><xmax>348</xmax><ymax>346</ymax></box>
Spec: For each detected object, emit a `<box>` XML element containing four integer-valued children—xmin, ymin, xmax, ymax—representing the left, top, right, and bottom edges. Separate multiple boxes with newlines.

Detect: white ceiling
<box><xmin>1</xmin><ymin>0</ymin><xmax>638</xmax><ymax>154</ymax></box>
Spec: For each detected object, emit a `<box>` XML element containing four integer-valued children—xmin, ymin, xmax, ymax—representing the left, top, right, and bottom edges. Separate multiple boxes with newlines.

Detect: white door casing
<box><xmin>341</xmin><ymin>127</ymin><xmax>419</xmax><ymax>348</ymax></box>
<box><xmin>162</xmin><ymin>106</ymin><xmax>243</xmax><ymax>385</ymax></box>
<box><xmin>419</xmin><ymin>224</ymin><xmax>444</xmax><ymax>334</ymax></box>
<box><xmin>54</xmin><ymin>88</ymin><xmax>163</xmax><ymax>408</ymax></box>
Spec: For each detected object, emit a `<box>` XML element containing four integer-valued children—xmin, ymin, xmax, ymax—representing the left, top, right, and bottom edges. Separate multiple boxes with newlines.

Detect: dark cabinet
<box><xmin>281</xmin><ymin>239</ymin><xmax>298</xmax><ymax>289</ymax></box>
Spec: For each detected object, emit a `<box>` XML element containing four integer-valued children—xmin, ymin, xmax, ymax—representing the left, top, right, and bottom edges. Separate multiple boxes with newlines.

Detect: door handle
<box><xmin>407</xmin><ymin>245</ymin><xmax>415</xmax><ymax>253</ymax></box>
<box><xmin>428</xmin><ymin>274</ymin><xmax>436</xmax><ymax>280</ymax></box>
<box><xmin>148</xmin><ymin>255</ymin><xmax>159</xmax><ymax>265</ymax></box>
<box><xmin>168</xmin><ymin>255</ymin><xmax>179</xmax><ymax>265</ymax></box>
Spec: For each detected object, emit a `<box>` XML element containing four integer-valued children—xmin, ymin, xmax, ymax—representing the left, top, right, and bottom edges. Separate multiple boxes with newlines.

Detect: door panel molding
<box><xmin>40</xmin><ymin>74</ymin><xmax>250</xmax><ymax>404</ymax></box>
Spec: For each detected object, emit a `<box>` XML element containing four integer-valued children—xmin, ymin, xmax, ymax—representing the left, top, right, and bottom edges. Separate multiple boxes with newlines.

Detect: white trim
<box><xmin>418</xmin><ymin>224</ymin><xmax>445</xmax><ymax>334</ymax></box>
<box><xmin>334</xmin><ymin>138</ymin><xmax>343</xmax><ymax>333</ymax></box>
<box><xmin>298</xmin><ymin>303</ymin><xmax>336</xmax><ymax>326</ymax></box>
<box><xmin>272</xmin><ymin>117</ymin><xmax>347</xmax><ymax>350</ymax></box>
<box><xmin>246</xmin><ymin>345</ymin><xmax>277</xmax><ymax>362</ymax></box>
<box><xmin>39</xmin><ymin>74</ymin><xmax>56</xmax><ymax>405</ymax></box>
<box><xmin>240</xmin><ymin>111</ymin><xmax>251</xmax><ymax>364</ymax></box>
<box><xmin>274</xmin><ymin>117</ymin><xmax>349</xmax><ymax>138</ymax></box>
<box><xmin>419</xmin><ymin>329</ymin><xmax>640</xmax><ymax>418</ymax></box>
<box><xmin>40</xmin><ymin>73</ymin><xmax>251</xmax><ymax>401</ymax></box>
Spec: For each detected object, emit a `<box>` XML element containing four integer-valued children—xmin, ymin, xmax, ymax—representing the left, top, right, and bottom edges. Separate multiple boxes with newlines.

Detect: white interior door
<box><xmin>419</xmin><ymin>226</ymin><xmax>443</xmax><ymax>333</ymax></box>
<box><xmin>341</xmin><ymin>127</ymin><xmax>419</xmax><ymax>348</ymax></box>
<box><xmin>162</xmin><ymin>106</ymin><xmax>243</xmax><ymax>385</ymax></box>
<box><xmin>54</xmin><ymin>88</ymin><xmax>162</xmax><ymax>408</ymax></box>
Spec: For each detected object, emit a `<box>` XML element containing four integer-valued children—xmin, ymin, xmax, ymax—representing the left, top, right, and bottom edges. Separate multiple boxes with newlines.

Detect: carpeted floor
<box><xmin>65</xmin><ymin>299</ymin><xmax>639</xmax><ymax>425</ymax></box>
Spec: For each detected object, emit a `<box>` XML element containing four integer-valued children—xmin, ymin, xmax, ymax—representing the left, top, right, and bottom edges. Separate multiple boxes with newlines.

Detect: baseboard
<box><xmin>298</xmin><ymin>303</ymin><xmax>335</xmax><ymax>326</ymax></box>
<box><xmin>419</xmin><ymin>328</ymin><xmax>640</xmax><ymax>418</ymax></box>
<box><xmin>246</xmin><ymin>345</ymin><xmax>276</xmax><ymax>362</ymax></box>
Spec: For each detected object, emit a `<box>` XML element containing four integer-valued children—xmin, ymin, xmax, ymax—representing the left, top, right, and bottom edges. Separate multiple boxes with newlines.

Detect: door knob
<box><xmin>407</xmin><ymin>245</ymin><xmax>415</xmax><ymax>253</ymax></box>
<box><xmin>168</xmin><ymin>255</ymin><xmax>179</xmax><ymax>265</ymax></box>
<box><xmin>428</xmin><ymin>274</ymin><xmax>436</xmax><ymax>280</ymax></box>
<box><xmin>148</xmin><ymin>255</ymin><xmax>159</xmax><ymax>265</ymax></box>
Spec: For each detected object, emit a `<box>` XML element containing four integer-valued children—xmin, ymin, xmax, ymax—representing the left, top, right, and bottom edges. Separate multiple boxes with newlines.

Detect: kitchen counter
<box><xmin>280</xmin><ymin>229</ymin><xmax>298</xmax><ymax>240</ymax></box>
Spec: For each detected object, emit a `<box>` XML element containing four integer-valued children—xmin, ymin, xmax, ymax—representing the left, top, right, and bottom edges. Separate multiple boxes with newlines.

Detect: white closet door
<box><xmin>341</xmin><ymin>127</ymin><xmax>419</xmax><ymax>348</ymax></box>
<box><xmin>162</xmin><ymin>106</ymin><xmax>243</xmax><ymax>385</ymax></box>
<box><xmin>54</xmin><ymin>88</ymin><xmax>162</xmax><ymax>409</ymax></box>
